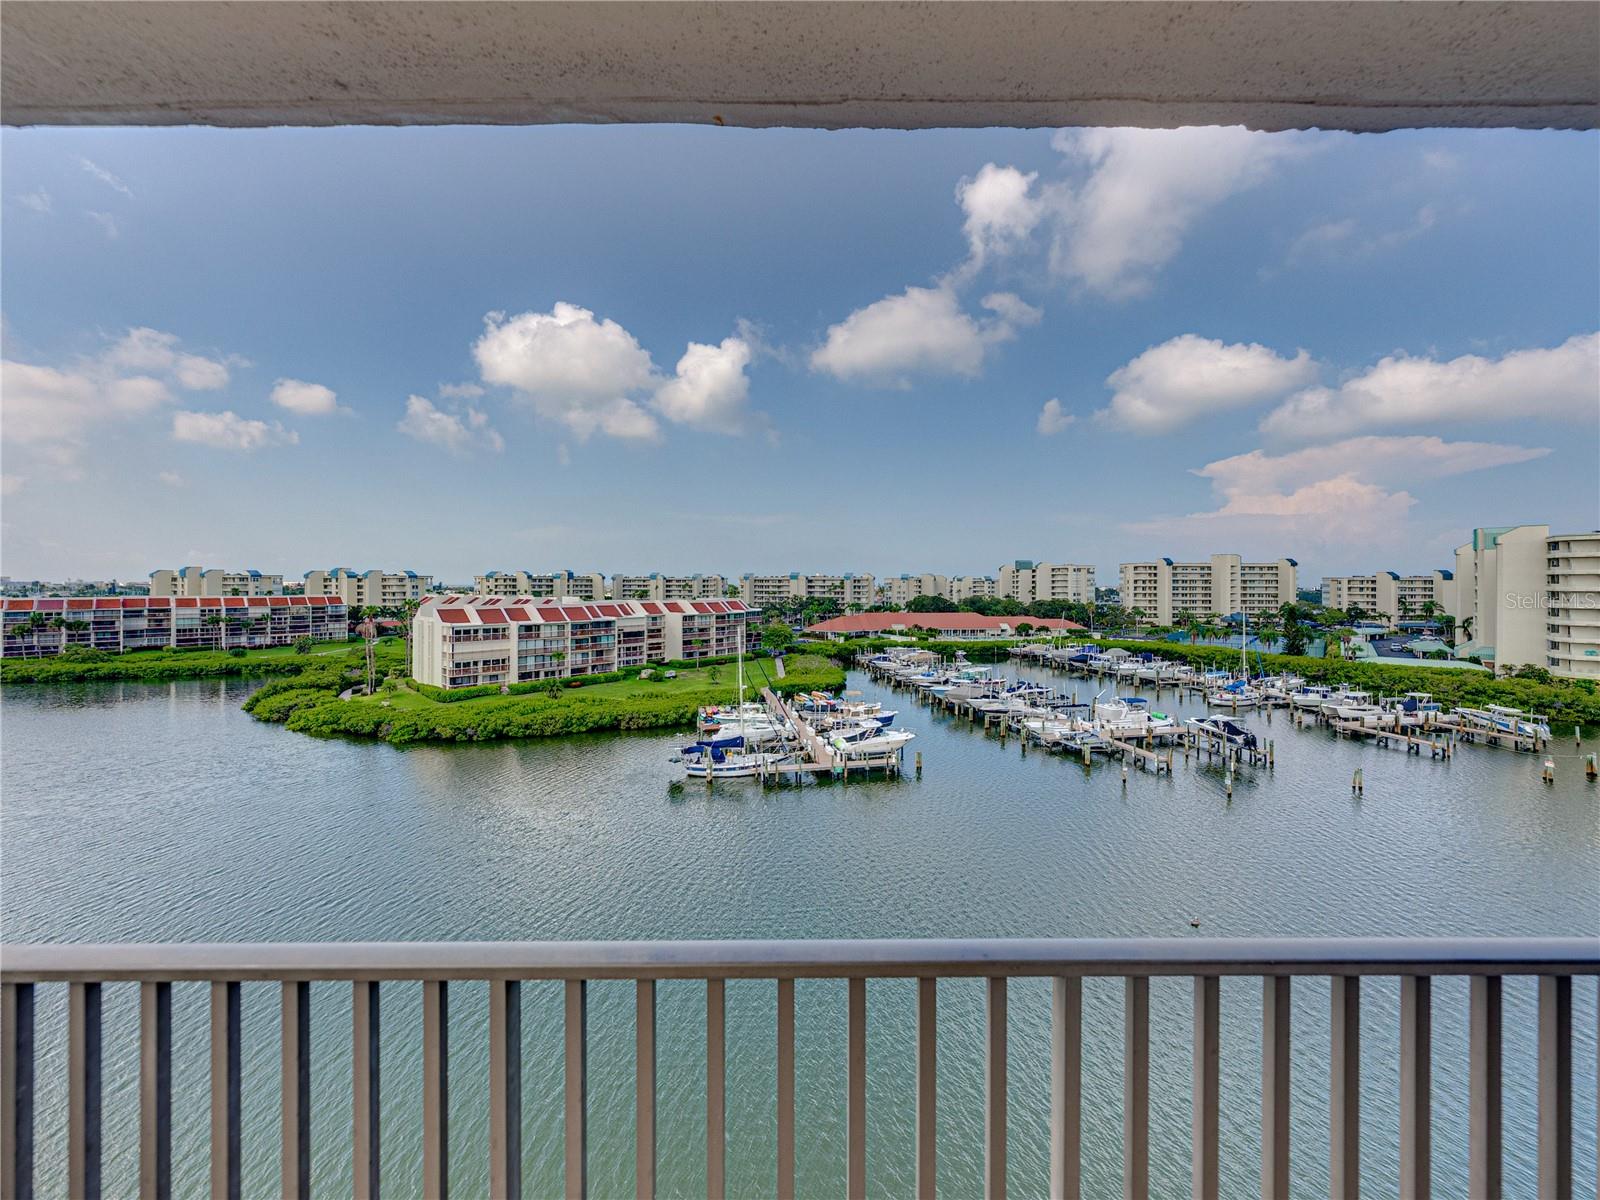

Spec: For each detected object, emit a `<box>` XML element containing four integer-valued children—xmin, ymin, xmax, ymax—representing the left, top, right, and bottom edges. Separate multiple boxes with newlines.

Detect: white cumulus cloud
<box><xmin>474</xmin><ymin>303</ymin><xmax>660</xmax><ymax>441</ymax></box>
<box><xmin>1047</xmin><ymin>127</ymin><xmax>1305</xmax><ymax>299</ymax></box>
<box><xmin>17</xmin><ymin>189</ymin><xmax>52</xmax><ymax>215</ymax></box>
<box><xmin>80</xmin><ymin>157</ymin><xmax>134</xmax><ymax>198</ymax></box>
<box><xmin>957</xmin><ymin>164</ymin><xmax>1043</xmax><ymax>272</ymax></box>
<box><xmin>271</xmin><ymin>378</ymin><xmax>340</xmax><ymax>415</ymax></box>
<box><xmin>397</xmin><ymin>395</ymin><xmax>504</xmax><ymax>455</ymax></box>
<box><xmin>104</xmin><ymin>327</ymin><xmax>232</xmax><ymax>390</ymax></box>
<box><xmin>172</xmin><ymin>411</ymin><xmax>297</xmax><ymax>451</ymax></box>
<box><xmin>1036</xmin><ymin>398</ymin><xmax>1075</xmax><ymax>436</ymax></box>
<box><xmin>1261</xmin><ymin>332</ymin><xmax>1600</xmax><ymax>440</ymax></box>
<box><xmin>654</xmin><ymin>336</ymin><xmax>753</xmax><ymax>432</ymax></box>
<box><xmin>1098</xmin><ymin>334</ymin><xmax>1317</xmax><ymax>434</ymax></box>
<box><xmin>1129</xmin><ymin>435</ymin><xmax>1549</xmax><ymax>551</ymax></box>
<box><xmin>811</xmin><ymin>285</ymin><xmax>1033</xmax><ymax>385</ymax></box>
<box><xmin>0</xmin><ymin>359</ymin><xmax>173</xmax><ymax>469</ymax></box>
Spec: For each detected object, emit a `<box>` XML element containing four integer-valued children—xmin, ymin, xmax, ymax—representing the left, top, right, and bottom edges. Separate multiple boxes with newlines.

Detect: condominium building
<box><xmin>878</xmin><ymin>574</ymin><xmax>951</xmax><ymax>606</ymax></box>
<box><xmin>739</xmin><ymin>573</ymin><xmax>875</xmax><ymax>608</ymax></box>
<box><xmin>1452</xmin><ymin>524</ymin><xmax>1600</xmax><ymax>678</ymax></box>
<box><xmin>473</xmin><ymin>570</ymin><xmax>606</xmax><ymax>600</ymax></box>
<box><xmin>950</xmin><ymin>575</ymin><xmax>997</xmax><ymax>602</ymax></box>
<box><xmin>610</xmin><ymin>573</ymin><xmax>729</xmax><ymax>602</ymax></box>
<box><xmin>2</xmin><ymin>595</ymin><xmax>347</xmax><ymax>659</ymax></box>
<box><xmin>1545</xmin><ymin>530</ymin><xmax>1600</xmax><ymax>679</ymax></box>
<box><xmin>1118</xmin><ymin>556</ymin><xmax>1298</xmax><ymax>624</ymax></box>
<box><xmin>997</xmin><ymin>561</ymin><xmax>1096</xmax><ymax>605</ymax></box>
<box><xmin>148</xmin><ymin>567</ymin><xmax>284</xmax><ymax>597</ymax></box>
<box><xmin>305</xmin><ymin>568</ymin><xmax>434</xmax><ymax>608</ymax></box>
<box><xmin>1320</xmin><ymin>571</ymin><xmax>1454</xmax><ymax>620</ymax></box>
<box><xmin>410</xmin><ymin>595</ymin><xmax>758</xmax><ymax>688</ymax></box>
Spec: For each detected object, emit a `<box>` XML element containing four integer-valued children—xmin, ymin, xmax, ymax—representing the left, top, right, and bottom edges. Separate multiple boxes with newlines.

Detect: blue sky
<box><xmin>3</xmin><ymin>124</ymin><xmax>1596</xmax><ymax>586</ymax></box>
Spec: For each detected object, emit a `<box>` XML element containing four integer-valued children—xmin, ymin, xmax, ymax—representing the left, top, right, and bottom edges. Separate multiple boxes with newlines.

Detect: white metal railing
<box><xmin>0</xmin><ymin>937</ymin><xmax>1594</xmax><ymax>1199</ymax></box>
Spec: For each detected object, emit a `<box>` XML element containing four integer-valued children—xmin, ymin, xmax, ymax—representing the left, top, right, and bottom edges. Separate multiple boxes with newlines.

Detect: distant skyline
<box><xmin>2</xmin><ymin>124</ymin><xmax>1596</xmax><ymax>584</ymax></box>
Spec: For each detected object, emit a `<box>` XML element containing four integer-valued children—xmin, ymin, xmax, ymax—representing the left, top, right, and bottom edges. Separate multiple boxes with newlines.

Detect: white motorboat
<box><xmin>1185</xmin><ymin>714</ymin><xmax>1259</xmax><ymax>750</ymax></box>
<box><xmin>828</xmin><ymin>724</ymin><xmax>916</xmax><ymax>758</ymax></box>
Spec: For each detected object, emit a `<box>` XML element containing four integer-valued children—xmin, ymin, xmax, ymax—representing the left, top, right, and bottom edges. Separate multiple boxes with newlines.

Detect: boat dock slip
<box><xmin>1105</xmin><ymin>737</ymin><xmax>1173</xmax><ymax>774</ymax></box>
<box><xmin>1328</xmin><ymin>719</ymin><xmax>1455</xmax><ymax>757</ymax></box>
<box><xmin>760</xmin><ymin>687</ymin><xmax>906</xmax><ymax>778</ymax></box>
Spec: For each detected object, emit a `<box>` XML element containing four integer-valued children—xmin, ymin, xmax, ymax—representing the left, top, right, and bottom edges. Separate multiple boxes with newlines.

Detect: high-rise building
<box><xmin>609</xmin><ymin>573</ymin><xmax>729</xmax><ymax>601</ymax></box>
<box><xmin>1453</xmin><ymin>525</ymin><xmax>1600</xmax><ymax>678</ymax></box>
<box><xmin>1118</xmin><ymin>556</ymin><xmax>1297</xmax><ymax>624</ymax></box>
<box><xmin>304</xmin><ymin>569</ymin><xmax>433</xmax><ymax>608</ymax></box>
<box><xmin>878</xmin><ymin>574</ymin><xmax>951</xmax><ymax>606</ymax></box>
<box><xmin>996</xmin><ymin>561</ymin><xmax>1096</xmax><ymax>605</ymax></box>
<box><xmin>473</xmin><ymin>570</ymin><xmax>605</xmax><ymax>600</ymax></box>
<box><xmin>738</xmin><ymin>573</ymin><xmax>875</xmax><ymax>608</ymax></box>
<box><xmin>1320</xmin><ymin>571</ymin><xmax>1454</xmax><ymax>620</ymax></box>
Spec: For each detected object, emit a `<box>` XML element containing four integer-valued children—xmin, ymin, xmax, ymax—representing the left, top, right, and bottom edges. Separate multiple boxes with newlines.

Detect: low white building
<box><xmin>878</xmin><ymin>574</ymin><xmax>951</xmax><ymax>606</ymax></box>
<box><xmin>739</xmin><ymin>573</ymin><xmax>875</xmax><ymax>608</ymax></box>
<box><xmin>411</xmin><ymin>594</ymin><xmax>759</xmax><ymax>688</ymax></box>
<box><xmin>610</xmin><ymin>573</ymin><xmax>729</xmax><ymax>601</ymax></box>
<box><xmin>1320</xmin><ymin>570</ymin><xmax>1454</xmax><ymax>620</ymax></box>
<box><xmin>148</xmin><ymin>566</ymin><xmax>283</xmax><ymax>597</ymax></box>
<box><xmin>474</xmin><ymin>570</ymin><xmax>606</xmax><ymax>600</ymax></box>
<box><xmin>305</xmin><ymin>568</ymin><xmax>433</xmax><ymax>608</ymax></box>
<box><xmin>997</xmin><ymin>560</ymin><xmax>1096</xmax><ymax>605</ymax></box>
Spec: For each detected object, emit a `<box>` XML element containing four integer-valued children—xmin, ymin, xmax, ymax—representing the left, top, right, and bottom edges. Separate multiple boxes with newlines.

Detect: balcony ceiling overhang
<box><xmin>3</xmin><ymin>1</ymin><xmax>1597</xmax><ymax>132</ymax></box>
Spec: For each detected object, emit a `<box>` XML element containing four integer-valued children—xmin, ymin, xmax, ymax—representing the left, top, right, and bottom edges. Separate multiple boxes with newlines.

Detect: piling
<box><xmin>1585</xmin><ymin>753</ymin><xmax>1596</xmax><ymax>782</ymax></box>
<box><xmin>1575</xmin><ymin>724</ymin><xmax>1582</xmax><ymax>748</ymax></box>
<box><xmin>915</xmin><ymin>751</ymin><xmax>923</xmax><ymax>778</ymax></box>
<box><xmin>1268</xmin><ymin>740</ymin><xmax>1275</xmax><ymax>768</ymax></box>
<box><xmin>1351</xmin><ymin>767</ymin><xmax>1363</xmax><ymax>796</ymax></box>
<box><xmin>1541</xmin><ymin>758</ymin><xmax>1555</xmax><ymax>785</ymax></box>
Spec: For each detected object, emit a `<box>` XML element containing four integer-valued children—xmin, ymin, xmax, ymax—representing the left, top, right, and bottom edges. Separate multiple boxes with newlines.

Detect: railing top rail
<box><xmin>1</xmin><ymin>937</ymin><xmax>1595</xmax><ymax>983</ymax></box>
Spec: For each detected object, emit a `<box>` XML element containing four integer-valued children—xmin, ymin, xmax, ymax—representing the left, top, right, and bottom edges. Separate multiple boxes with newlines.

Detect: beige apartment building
<box><xmin>997</xmin><ymin>560</ymin><xmax>1096</xmax><ymax>605</ymax></box>
<box><xmin>148</xmin><ymin>566</ymin><xmax>284</xmax><ymax>597</ymax></box>
<box><xmin>1545</xmin><ymin>530</ymin><xmax>1600</xmax><ymax>679</ymax></box>
<box><xmin>1453</xmin><ymin>524</ymin><xmax>1600</xmax><ymax>678</ymax></box>
<box><xmin>950</xmin><ymin>575</ymin><xmax>998</xmax><ymax>602</ymax></box>
<box><xmin>610</xmin><ymin>573</ymin><xmax>729</xmax><ymax>601</ymax></box>
<box><xmin>1119</xmin><ymin>555</ymin><xmax>1298</xmax><ymax>624</ymax></box>
<box><xmin>1320</xmin><ymin>571</ymin><xmax>1454</xmax><ymax>620</ymax></box>
<box><xmin>879</xmin><ymin>574</ymin><xmax>951</xmax><ymax>606</ymax></box>
<box><xmin>411</xmin><ymin>594</ymin><xmax>758</xmax><ymax>688</ymax></box>
<box><xmin>304</xmin><ymin>568</ymin><xmax>433</xmax><ymax>609</ymax></box>
<box><xmin>739</xmin><ymin>573</ymin><xmax>875</xmax><ymax>608</ymax></box>
<box><xmin>473</xmin><ymin>570</ymin><xmax>606</xmax><ymax>600</ymax></box>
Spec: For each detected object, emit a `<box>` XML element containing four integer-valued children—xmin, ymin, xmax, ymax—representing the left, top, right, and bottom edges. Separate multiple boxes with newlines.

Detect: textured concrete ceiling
<box><xmin>3</xmin><ymin>1</ymin><xmax>1597</xmax><ymax>131</ymax></box>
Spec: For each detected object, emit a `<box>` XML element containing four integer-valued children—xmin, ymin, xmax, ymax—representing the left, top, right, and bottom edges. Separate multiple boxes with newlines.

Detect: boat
<box><xmin>1094</xmin><ymin>696</ymin><xmax>1177</xmax><ymax>736</ymax></box>
<box><xmin>1289</xmin><ymin>683</ymin><xmax>1333</xmax><ymax>711</ymax></box>
<box><xmin>1207</xmin><ymin>679</ymin><xmax>1262</xmax><ymax>710</ymax></box>
<box><xmin>1185</xmin><ymin>715</ymin><xmax>1259</xmax><ymax>750</ymax></box>
<box><xmin>1456</xmin><ymin>705</ymin><xmax>1552</xmax><ymax>740</ymax></box>
<box><xmin>1329</xmin><ymin>691</ymin><xmax>1383</xmax><ymax>725</ymax></box>
<box><xmin>677</xmin><ymin>736</ymin><xmax>796</xmax><ymax>779</ymax></box>
<box><xmin>828</xmin><ymin>723</ymin><xmax>916</xmax><ymax>759</ymax></box>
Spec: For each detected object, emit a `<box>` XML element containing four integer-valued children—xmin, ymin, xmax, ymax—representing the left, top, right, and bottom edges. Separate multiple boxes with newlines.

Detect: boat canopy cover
<box><xmin>683</xmin><ymin>735</ymin><xmax>745</xmax><ymax>755</ymax></box>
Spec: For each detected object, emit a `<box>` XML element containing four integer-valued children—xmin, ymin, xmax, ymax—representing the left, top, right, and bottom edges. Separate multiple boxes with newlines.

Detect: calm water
<box><xmin>3</xmin><ymin>667</ymin><xmax>1597</xmax><ymax>1198</ymax></box>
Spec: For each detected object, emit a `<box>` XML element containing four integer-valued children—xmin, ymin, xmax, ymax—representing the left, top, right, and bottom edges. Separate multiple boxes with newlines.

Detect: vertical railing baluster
<box><xmin>1538</xmin><ymin>976</ymin><xmax>1571</xmax><ymax>1200</ymax></box>
<box><xmin>2</xmin><ymin>982</ymin><xmax>34</xmax><ymax>1200</ymax></box>
<box><xmin>1050</xmin><ymin>977</ymin><xmax>1081</xmax><ymax>1200</ymax></box>
<box><xmin>69</xmin><ymin>981</ymin><xmax>104</xmax><ymax>1200</ymax></box>
<box><xmin>636</xmin><ymin>980</ymin><xmax>655</xmax><ymax>1200</ymax></box>
<box><xmin>210</xmin><ymin>981</ymin><xmax>240</xmax><ymax>1200</ymax></box>
<box><xmin>706</xmin><ymin>979</ymin><xmax>725</xmax><ymax>1200</ymax></box>
<box><xmin>847</xmin><ymin>977</ymin><xmax>867</xmax><ymax>1199</ymax></box>
<box><xmin>1124</xmin><ymin>977</ymin><xmax>1149</xmax><ymax>1200</ymax></box>
<box><xmin>1400</xmin><ymin>976</ymin><xmax>1431</xmax><ymax>1200</ymax></box>
<box><xmin>1331</xmin><ymin>976</ymin><xmax>1360</xmax><ymax>1200</ymax></box>
<box><xmin>565</xmin><ymin>980</ymin><xmax>587</xmax><ymax>1200</ymax></box>
<box><xmin>140</xmin><ymin>982</ymin><xmax>172</xmax><ymax>1200</ymax></box>
<box><xmin>423</xmin><ymin>980</ymin><xmax>449</xmax><ymax>1200</ymax></box>
<box><xmin>282</xmin><ymin>981</ymin><xmax>311</xmax><ymax>1200</ymax></box>
<box><xmin>1193</xmin><ymin>976</ymin><xmax>1219</xmax><ymax>1200</ymax></box>
<box><xmin>1261</xmin><ymin>976</ymin><xmax>1290</xmax><ymax>1200</ymax></box>
<box><xmin>352</xmin><ymin>981</ymin><xmax>380</xmax><ymax>1200</ymax></box>
<box><xmin>1470</xmin><ymin>976</ymin><xmax>1502</xmax><ymax>1200</ymax></box>
<box><xmin>987</xmin><ymin>978</ymin><xmax>1007</xmax><ymax>1200</ymax></box>
<box><xmin>490</xmin><ymin>980</ymin><xmax>522</xmax><ymax>1200</ymax></box>
<box><xmin>776</xmin><ymin>978</ymin><xmax>795</xmax><ymax>1200</ymax></box>
<box><xmin>916</xmin><ymin>978</ymin><xmax>937</xmax><ymax>1200</ymax></box>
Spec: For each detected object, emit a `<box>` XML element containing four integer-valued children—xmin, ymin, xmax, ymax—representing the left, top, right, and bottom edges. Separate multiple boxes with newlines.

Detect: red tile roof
<box><xmin>66</xmin><ymin>599</ymin><xmax>94</xmax><ymax>610</ymax></box>
<box><xmin>805</xmin><ymin>612</ymin><xmax>1085</xmax><ymax>635</ymax></box>
<box><xmin>436</xmin><ymin>609</ymin><xmax>468</xmax><ymax>624</ymax></box>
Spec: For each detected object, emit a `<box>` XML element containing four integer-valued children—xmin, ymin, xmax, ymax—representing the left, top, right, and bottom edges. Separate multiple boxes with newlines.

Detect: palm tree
<box><xmin>202</xmin><ymin>613</ymin><xmax>224</xmax><ymax>650</ymax></box>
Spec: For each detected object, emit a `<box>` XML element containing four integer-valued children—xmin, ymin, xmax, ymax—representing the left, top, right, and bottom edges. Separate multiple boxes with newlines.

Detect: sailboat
<box><xmin>684</xmin><ymin>627</ymin><xmax>795</xmax><ymax>775</ymax></box>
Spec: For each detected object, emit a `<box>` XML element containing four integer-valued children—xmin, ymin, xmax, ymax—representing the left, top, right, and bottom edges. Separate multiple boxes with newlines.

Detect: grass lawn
<box><xmin>353</xmin><ymin>656</ymin><xmax>789</xmax><ymax>712</ymax></box>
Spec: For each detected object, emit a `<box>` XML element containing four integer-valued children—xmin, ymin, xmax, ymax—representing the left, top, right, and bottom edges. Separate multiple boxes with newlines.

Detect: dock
<box><xmin>759</xmin><ymin>687</ymin><xmax>907</xmax><ymax>778</ymax></box>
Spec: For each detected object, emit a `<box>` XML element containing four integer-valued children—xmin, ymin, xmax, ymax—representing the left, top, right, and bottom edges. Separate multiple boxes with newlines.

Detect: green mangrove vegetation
<box><xmin>242</xmin><ymin>653</ymin><xmax>846</xmax><ymax>745</ymax></box>
<box><xmin>0</xmin><ymin>638</ymin><xmax>399</xmax><ymax>684</ymax></box>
